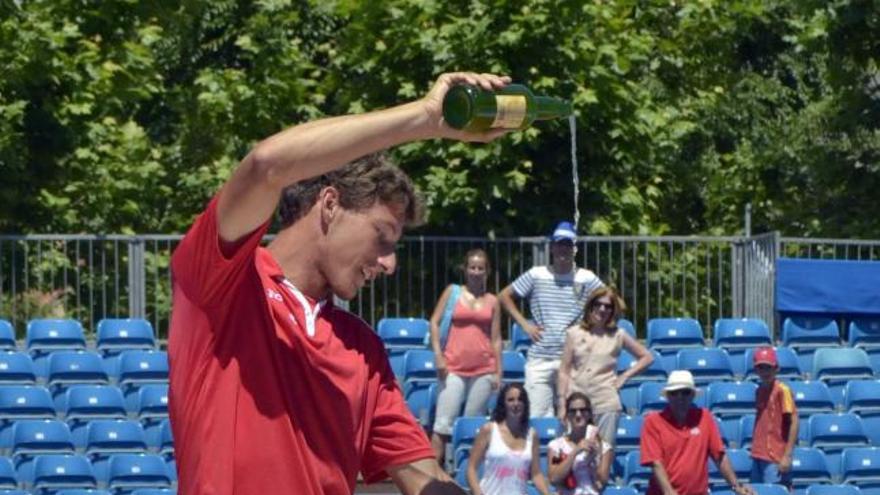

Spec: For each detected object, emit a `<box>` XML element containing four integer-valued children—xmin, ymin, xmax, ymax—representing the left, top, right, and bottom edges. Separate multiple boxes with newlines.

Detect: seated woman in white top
<box><xmin>548</xmin><ymin>392</ymin><xmax>613</xmax><ymax>495</ymax></box>
<box><xmin>466</xmin><ymin>383</ymin><xmax>552</xmax><ymax>495</ymax></box>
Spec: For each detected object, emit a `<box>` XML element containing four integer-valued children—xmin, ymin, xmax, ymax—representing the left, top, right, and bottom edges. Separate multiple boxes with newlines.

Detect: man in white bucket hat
<box><xmin>639</xmin><ymin>370</ymin><xmax>756</xmax><ymax>495</ymax></box>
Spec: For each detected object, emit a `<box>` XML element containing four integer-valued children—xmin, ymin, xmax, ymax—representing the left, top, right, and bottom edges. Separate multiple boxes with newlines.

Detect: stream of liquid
<box><xmin>569</xmin><ymin>115</ymin><xmax>580</xmax><ymax>230</ymax></box>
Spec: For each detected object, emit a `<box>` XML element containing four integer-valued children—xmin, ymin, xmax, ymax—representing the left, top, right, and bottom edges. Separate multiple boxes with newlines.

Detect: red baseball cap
<box><xmin>753</xmin><ymin>346</ymin><xmax>778</xmax><ymax>366</ymax></box>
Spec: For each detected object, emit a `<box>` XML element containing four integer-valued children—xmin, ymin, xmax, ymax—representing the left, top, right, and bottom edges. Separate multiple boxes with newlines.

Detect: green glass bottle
<box><xmin>442</xmin><ymin>83</ymin><xmax>572</xmax><ymax>132</ymax></box>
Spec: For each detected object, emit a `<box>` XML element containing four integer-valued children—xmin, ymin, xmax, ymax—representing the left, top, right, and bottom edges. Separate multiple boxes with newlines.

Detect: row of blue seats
<box><xmin>621</xmin><ymin>379</ymin><xmax>880</xmax><ymax>417</ymax></box>
<box><xmin>0</xmin><ymin>320</ymin><xmax>157</xmax><ymax>355</ymax></box>
<box><xmin>0</xmin><ymin>350</ymin><xmax>169</xmax><ymax>388</ymax></box>
<box><xmin>0</xmin><ymin>490</ymin><xmax>174</xmax><ymax>495</ymax></box>
<box><xmin>0</xmin><ymin>384</ymin><xmax>168</xmax><ymax>420</ymax></box>
<box><xmin>377</xmin><ymin>315</ymin><xmax>880</xmax><ymax>353</ymax></box>
<box><xmin>0</xmin><ymin>418</ymin><xmax>173</xmax><ymax>455</ymax></box>
<box><xmin>0</xmin><ymin>453</ymin><xmax>175</xmax><ymax>493</ymax></box>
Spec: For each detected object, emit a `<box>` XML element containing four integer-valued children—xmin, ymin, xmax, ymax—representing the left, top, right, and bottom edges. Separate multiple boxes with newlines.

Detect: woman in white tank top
<box><xmin>466</xmin><ymin>383</ymin><xmax>552</xmax><ymax>495</ymax></box>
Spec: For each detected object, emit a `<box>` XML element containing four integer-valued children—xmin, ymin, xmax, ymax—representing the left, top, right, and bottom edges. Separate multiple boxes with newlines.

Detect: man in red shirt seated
<box><xmin>639</xmin><ymin>370</ymin><xmax>756</xmax><ymax>495</ymax></box>
<box><xmin>168</xmin><ymin>71</ymin><xmax>511</xmax><ymax>495</ymax></box>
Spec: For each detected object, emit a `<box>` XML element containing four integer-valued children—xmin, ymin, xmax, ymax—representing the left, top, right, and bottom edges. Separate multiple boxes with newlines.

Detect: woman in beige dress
<box><xmin>556</xmin><ymin>286</ymin><xmax>653</xmax><ymax>448</ymax></box>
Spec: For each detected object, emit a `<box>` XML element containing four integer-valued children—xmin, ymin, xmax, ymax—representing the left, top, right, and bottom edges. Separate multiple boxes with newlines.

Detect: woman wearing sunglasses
<box><xmin>557</xmin><ymin>286</ymin><xmax>653</xmax><ymax>448</ymax></box>
<box><xmin>548</xmin><ymin>392</ymin><xmax>612</xmax><ymax>494</ymax></box>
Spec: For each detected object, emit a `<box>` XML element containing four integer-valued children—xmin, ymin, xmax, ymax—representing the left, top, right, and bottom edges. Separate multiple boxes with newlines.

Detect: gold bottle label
<box><xmin>491</xmin><ymin>95</ymin><xmax>527</xmax><ymax>128</ymax></box>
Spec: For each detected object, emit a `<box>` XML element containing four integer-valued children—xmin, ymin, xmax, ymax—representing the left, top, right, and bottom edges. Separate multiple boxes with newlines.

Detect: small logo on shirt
<box><xmin>690</xmin><ymin>427</ymin><xmax>701</xmax><ymax>436</ymax></box>
<box><xmin>267</xmin><ymin>289</ymin><xmax>283</xmax><ymax>302</ymax></box>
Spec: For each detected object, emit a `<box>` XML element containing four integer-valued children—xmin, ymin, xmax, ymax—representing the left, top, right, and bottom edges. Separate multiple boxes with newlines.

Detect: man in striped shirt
<box><xmin>499</xmin><ymin>221</ymin><xmax>604</xmax><ymax>417</ymax></box>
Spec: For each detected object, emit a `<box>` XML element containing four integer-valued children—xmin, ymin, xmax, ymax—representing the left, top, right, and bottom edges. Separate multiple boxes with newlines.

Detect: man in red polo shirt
<box><xmin>640</xmin><ymin>370</ymin><xmax>756</xmax><ymax>495</ymax></box>
<box><xmin>168</xmin><ymin>71</ymin><xmax>512</xmax><ymax>495</ymax></box>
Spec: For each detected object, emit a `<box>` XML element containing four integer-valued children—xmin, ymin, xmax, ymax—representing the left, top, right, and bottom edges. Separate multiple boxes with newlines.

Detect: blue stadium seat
<box><xmin>812</xmin><ymin>347</ymin><xmax>874</xmax><ymax>404</ymax></box>
<box><xmin>501</xmin><ymin>351</ymin><xmax>526</xmax><ymax>382</ymax></box>
<box><xmin>843</xmin><ymin>380</ymin><xmax>880</xmax><ymax>446</ymax></box>
<box><xmin>106</xmin><ymin>454</ymin><xmax>171</xmax><ymax>492</ymax></box>
<box><xmin>405</xmin><ymin>381</ymin><xmax>437</xmax><ymax>430</ymax></box>
<box><xmin>0</xmin><ymin>352</ymin><xmax>37</xmax><ymax>384</ymax></box>
<box><xmin>0</xmin><ymin>320</ymin><xmax>16</xmax><ymax>351</ymax></box>
<box><xmin>0</xmin><ymin>458</ymin><xmax>15</xmax><ymax>488</ymax></box>
<box><xmin>509</xmin><ymin>321</ymin><xmax>534</xmax><ymax>354</ymax></box>
<box><xmin>708</xmin><ymin>448</ymin><xmax>751</xmax><ymax>489</ymax></box>
<box><xmin>714</xmin><ymin>317</ymin><xmax>772</xmax><ymax>349</ymax></box>
<box><xmin>849</xmin><ymin>318</ymin><xmax>880</xmax><ymax>374</ymax></box>
<box><xmin>86</xmin><ymin>420</ymin><xmax>148</xmax><ymax>484</ymax></box>
<box><xmin>637</xmin><ymin>382</ymin><xmax>668</xmax><ymax>414</ymax></box>
<box><xmin>116</xmin><ymin>351</ymin><xmax>169</xmax><ymax>390</ymax></box>
<box><xmin>714</xmin><ymin>318</ymin><xmax>772</xmax><ymax>376</ymax></box>
<box><xmin>623</xmin><ymin>450</ymin><xmax>652</xmax><ymax>489</ymax></box>
<box><xmin>26</xmin><ymin>319</ymin><xmax>86</xmax><ymax>353</ymax></box>
<box><xmin>738</xmin><ymin>414</ymin><xmax>756</xmax><ymax>449</ymax></box>
<box><xmin>134</xmin><ymin>384</ymin><xmax>168</xmax><ymax>420</ymax></box>
<box><xmin>676</xmin><ymin>348</ymin><xmax>734</xmax><ymax>385</ymax></box>
<box><xmin>808</xmin><ymin>413</ymin><xmax>869</xmax><ymax>471</ymax></box>
<box><xmin>617</xmin><ymin>349</ymin><xmax>666</xmax><ymax>414</ymax></box>
<box><xmin>61</xmin><ymin>385</ymin><xmax>128</xmax><ymax>447</ymax></box>
<box><xmin>841</xmin><ymin>447</ymin><xmax>880</xmax><ymax>491</ymax></box>
<box><xmin>401</xmin><ymin>349</ymin><xmax>437</xmax><ymax>389</ymax></box>
<box><xmin>787</xmin><ymin>380</ymin><xmax>835</xmax><ymax>418</ymax></box>
<box><xmin>615</xmin><ymin>414</ymin><xmax>643</xmax><ymax>453</ymax></box>
<box><xmin>618</xmin><ymin>318</ymin><xmax>636</xmax><ymax>338</ymax></box>
<box><xmin>11</xmin><ymin>419</ymin><xmax>74</xmax><ymax>457</ymax></box>
<box><xmin>31</xmin><ymin>454</ymin><xmax>96</xmax><ymax>491</ymax></box>
<box><xmin>748</xmin><ymin>485</ymin><xmax>795</xmax><ymax>495</ymax></box>
<box><xmin>744</xmin><ymin>346</ymin><xmax>802</xmax><ymax>381</ymax></box>
<box><xmin>55</xmin><ymin>490</ymin><xmax>112</xmax><ymax>495</ymax></box>
<box><xmin>85</xmin><ymin>420</ymin><xmax>147</xmax><ymax>455</ymax></box>
<box><xmin>782</xmin><ymin>316</ymin><xmax>841</xmax><ymax>372</ymax></box>
<box><xmin>165</xmin><ymin>457</ymin><xmax>176</xmax><ymax>482</ymax></box>
<box><xmin>454</xmin><ymin>455</ymin><xmax>480</xmax><ymax>485</ymax></box>
<box><xmin>602</xmin><ymin>488</ymin><xmax>638</xmax><ymax>495</ymax></box>
<box><xmin>529</xmin><ymin>417</ymin><xmax>561</xmax><ymax>454</ymax></box>
<box><xmin>0</xmin><ymin>490</ymin><xmax>31</xmax><ymax>495</ymax></box>
<box><xmin>96</xmin><ymin>318</ymin><xmax>156</xmax><ymax>355</ymax></box>
<box><xmin>451</xmin><ymin>416</ymin><xmax>487</xmax><ymax>468</ymax></box>
<box><xmin>158</xmin><ymin>419</ymin><xmax>173</xmax><ymax>457</ymax></box>
<box><xmin>0</xmin><ymin>385</ymin><xmax>56</xmax><ymax>447</ymax></box>
<box><xmin>647</xmin><ymin>318</ymin><xmax>705</xmax><ymax>369</ymax></box>
<box><xmin>377</xmin><ymin>318</ymin><xmax>429</xmax><ymax>349</ymax></box>
<box><xmin>805</xmin><ymin>486</ymin><xmax>863</xmax><ymax>495</ymax></box>
<box><xmin>130</xmin><ymin>490</ymin><xmax>175</xmax><ymax>495</ymax></box>
<box><xmin>789</xmin><ymin>447</ymin><xmax>833</xmax><ymax>493</ymax></box>
<box><xmin>47</xmin><ymin>351</ymin><xmax>109</xmax><ymax>399</ymax></box>
<box><xmin>707</xmin><ymin>381</ymin><xmax>757</xmax><ymax>418</ymax></box>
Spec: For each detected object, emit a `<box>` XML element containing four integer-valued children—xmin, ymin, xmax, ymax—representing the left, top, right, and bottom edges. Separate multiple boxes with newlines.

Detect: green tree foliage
<box><xmin>1</xmin><ymin>0</ymin><xmax>877</xmax><ymax>238</ymax></box>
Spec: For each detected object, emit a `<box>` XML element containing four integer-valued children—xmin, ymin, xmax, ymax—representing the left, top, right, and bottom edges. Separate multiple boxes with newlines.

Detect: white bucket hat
<box><xmin>662</xmin><ymin>370</ymin><xmax>698</xmax><ymax>397</ymax></box>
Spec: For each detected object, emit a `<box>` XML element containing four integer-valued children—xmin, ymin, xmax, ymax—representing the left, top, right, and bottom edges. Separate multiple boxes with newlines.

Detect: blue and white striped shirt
<box><xmin>512</xmin><ymin>266</ymin><xmax>604</xmax><ymax>360</ymax></box>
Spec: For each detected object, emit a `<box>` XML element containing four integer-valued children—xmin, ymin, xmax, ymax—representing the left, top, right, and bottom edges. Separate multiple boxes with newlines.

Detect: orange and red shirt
<box><xmin>752</xmin><ymin>380</ymin><xmax>797</xmax><ymax>463</ymax></box>
<box><xmin>168</xmin><ymin>196</ymin><xmax>433</xmax><ymax>495</ymax></box>
<box><xmin>641</xmin><ymin>407</ymin><xmax>725</xmax><ymax>495</ymax></box>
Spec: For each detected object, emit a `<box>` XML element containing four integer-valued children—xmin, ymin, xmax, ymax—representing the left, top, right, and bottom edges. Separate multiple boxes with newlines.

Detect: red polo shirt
<box><xmin>752</xmin><ymin>380</ymin><xmax>797</xmax><ymax>463</ymax></box>
<box><xmin>641</xmin><ymin>407</ymin><xmax>724</xmax><ymax>495</ymax></box>
<box><xmin>168</xmin><ymin>197</ymin><xmax>434</xmax><ymax>495</ymax></box>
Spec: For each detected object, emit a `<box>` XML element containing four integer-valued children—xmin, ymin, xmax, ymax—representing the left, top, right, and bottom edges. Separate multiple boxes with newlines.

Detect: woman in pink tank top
<box><xmin>429</xmin><ymin>249</ymin><xmax>503</xmax><ymax>466</ymax></box>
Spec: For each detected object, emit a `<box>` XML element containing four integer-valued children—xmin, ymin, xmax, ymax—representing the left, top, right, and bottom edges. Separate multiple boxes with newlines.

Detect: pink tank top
<box><xmin>443</xmin><ymin>293</ymin><xmax>497</xmax><ymax>376</ymax></box>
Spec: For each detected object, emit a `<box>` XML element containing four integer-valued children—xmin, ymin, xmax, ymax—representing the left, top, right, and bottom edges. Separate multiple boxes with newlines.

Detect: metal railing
<box><xmin>2</xmin><ymin>233</ymin><xmax>879</xmax><ymax>340</ymax></box>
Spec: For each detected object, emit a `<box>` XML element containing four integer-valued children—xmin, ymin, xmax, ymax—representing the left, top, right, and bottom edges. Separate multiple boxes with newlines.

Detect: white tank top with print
<box><xmin>479</xmin><ymin>423</ymin><xmax>534</xmax><ymax>495</ymax></box>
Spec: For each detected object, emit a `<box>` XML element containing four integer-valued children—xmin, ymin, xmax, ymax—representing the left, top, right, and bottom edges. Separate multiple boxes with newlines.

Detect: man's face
<box><xmin>755</xmin><ymin>363</ymin><xmax>778</xmax><ymax>385</ymax></box>
<box><xmin>320</xmin><ymin>198</ymin><xmax>404</xmax><ymax>300</ymax></box>
<box><xmin>666</xmin><ymin>388</ymin><xmax>695</xmax><ymax>414</ymax></box>
<box><xmin>550</xmin><ymin>240</ymin><xmax>575</xmax><ymax>265</ymax></box>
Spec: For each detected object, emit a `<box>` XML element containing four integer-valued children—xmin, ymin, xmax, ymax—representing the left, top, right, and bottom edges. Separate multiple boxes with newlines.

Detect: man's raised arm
<box><xmin>216</xmin><ymin>72</ymin><xmax>511</xmax><ymax>242</ymax></box>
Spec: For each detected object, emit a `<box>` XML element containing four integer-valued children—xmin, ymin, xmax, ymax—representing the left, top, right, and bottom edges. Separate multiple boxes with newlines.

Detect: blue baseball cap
<box><xmin>550</xmin><ymin>221</ymin><xmax>577</xmax><ymax>242</ymax></box>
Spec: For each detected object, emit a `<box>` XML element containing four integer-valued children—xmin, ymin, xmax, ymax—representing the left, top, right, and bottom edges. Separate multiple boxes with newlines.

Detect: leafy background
<box><xmin>1</xmin><ymin>0</ymin><xmax>878</xmax><ymax>239</ymax></box>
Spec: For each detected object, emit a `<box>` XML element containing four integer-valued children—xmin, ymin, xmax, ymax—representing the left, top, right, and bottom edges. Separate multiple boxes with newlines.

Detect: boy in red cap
<box><xmin>751</xmin><ymin>346</ymin><xmax>799</xmax><ymax>488</ymax></box>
